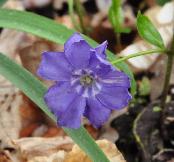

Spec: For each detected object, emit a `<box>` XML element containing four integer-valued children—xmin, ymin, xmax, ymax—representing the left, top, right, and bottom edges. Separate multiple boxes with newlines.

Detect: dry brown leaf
<box><xmin>0</xmin><ymin>29</ymin><xmax>26</xmax><ymax>149</ymax></box>
<box><xmin>84</xmin><ymin>125</ymin><xmax>99</xmax><ymax>139</ymax></box>
<box><xmin>19</xmin><ymin>94</ymin><xmax>49</xmax><ymax>138</ymax></box>
<box><xmin>28</xmin><ymin>151</ymin><xmax>66</xmax><ymax>162</ymax></box>
<box><xmin>3</xmin><ymin>0</ymin><xmax>24</xmax><ymax>10</ymax></box>
<box><xmin>64</xmin><ymin>139</ymin><xmax>126</xmax><ymax>162</ymax></box>
<box><xmin>0</xmin><ymin>92</ymin><xmax>22</xmax><ymax>149</ymax></box>
<box><xmin>19</xmin><ymin>96</ymin><xmax>45</xmax><ymax>130</ymax></box>
<box><xmin>0</xmin><ymin>29</ymin><xmax>27</xmax><ymax>63</ymax></box>
<box><xmin>0</xmin><ymin>151</ymin><xmax>12</xmax><ymax>162</ymax></box>
<box><xmin>0</xmin><ymin>29</ymin><xmax>37</xmax><ymax>150</ymax></box>
<box><xmin>55</xmin><ymin>15</ymin><xmax>78</xmax><ymax>29</ymax></box>
<box><xmin>19</xmin><ymin>40</ymin><xmax>63</xmax><ymax>76</ymax></box>
<box><xmin>42</xmin><ymin>126</ymin><xmax>66</xmax><ymax>137</ymax></box>
<box><xmin>0</xmin><ymin>150</ymin><xmax>20</xmax><ymax>162</ymax></box>
<box><xmin>13</xmin><ymin>136</ymin><xmax>73</xmax><ymax>161</ymax></box>
<box><xmin>19</xmin><ymin>39</ymin><xmax>63</xmax><ymax>93</ymax></box>
<box><xmin>0</xmin><ymin>29</ymin><xmax>36</xmax><ymax>69</ymax></box>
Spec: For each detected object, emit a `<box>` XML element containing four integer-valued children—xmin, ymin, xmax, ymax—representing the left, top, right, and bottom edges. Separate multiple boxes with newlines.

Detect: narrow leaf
<box><xmin>137</xmin><ymin>12</ymin><xmax>165</xmax><ymax>49</ymax></box>
<box><xmin>0</xmin><ymin>53</ymin><xmax>110</xmax><ymax>162</ymax></box>
<box><xmin>0</xmin><ymin>9</ymin><xmax>136</xmax><ymax>95</ymax></box>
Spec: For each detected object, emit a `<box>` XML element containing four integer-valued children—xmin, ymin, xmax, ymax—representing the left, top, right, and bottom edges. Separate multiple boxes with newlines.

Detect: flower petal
<box><xmin>89</xmin><ymin>50</ymin><xmax>112</xmax><ymax>75</ymax></box>
<box><xmin>64</xmin><ymin>33</ymin><xmax>84</xmax><ymax>50</ymax></box>
<box><xmin>96</xmin><ymin>86</ymin><xmax>132</xmax><ymax>110</ymax></box>
<box><xmin>44</xmin><ymin>82</ymin><xmax>86</xmax><ymax>129</ymax></box>
<box><xmin>65</xmin><ymin>40</ymin><xmax>91</xmax><ymax>69</ymax></box>
<box><xmin>44</xmin><ymin>82</ymin><xmax>77</xmax><ymax>114</ymax></box>
<box><xmin>58</xmin><ymin>95</ymin><xmax>86</xmax><ymax>129</ymax></box>
<box><xmin>89</xmin><ymin>51</ymin><xmax>131</xmax><ymax>88</ymax></box>
<box><xmin>84</xmin><ymin>98</ymin><xmax>111</xmax><ymax>128</ymax></box>
<box><xmin>37</xmin><ymin>52</ymin><xmax>72</xmax><ymax>81</ymax></box>
<box><xmin>99</xmin><ymin>70</ymin><xmax>131</xmax><ymax>88</ymax></box>
<box><xmin>95</xmin><ymin>41</ymin><xmax>108</xmax><ymax>59</ymax></box>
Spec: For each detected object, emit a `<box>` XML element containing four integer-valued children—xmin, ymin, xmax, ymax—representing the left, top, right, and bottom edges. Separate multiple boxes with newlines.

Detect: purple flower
<box><xmin>37</xmin><ymin>33</ymin><xmax>131</xmax><ymax>129</ymax></box>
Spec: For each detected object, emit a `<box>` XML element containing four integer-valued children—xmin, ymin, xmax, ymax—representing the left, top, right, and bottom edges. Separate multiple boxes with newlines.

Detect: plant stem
<box><xmin>160</xmin><ymin>54</ymin><xmax>173</xmax><ymax>108</ymax></box>
<box><xmin>68</xmin><ymin>0</ymin><xmax>81</xmax><ymax>32</ymax></box>
<box><xmin>161</xmin><ymin>38</ymin><xmax>174</xmax><ymax>109</ymax></box>
<box><xmin>74</xmin><ymin>0</ymin><xmax>87</xmax><ymax>35</ymax></box>
<box><xmin>111</xmin><ymin>48</ymin><xmax>166</xmax><ymax>65</ymax></box>
<box><xmin>116</xmin><ymin>33</ymin><xmax>122</xmax><ymax>51</ymax></box>
<box><xmin>160</xmin><ymin>37</ymin><xmax>174</xmax><ymax>141</ymax></box>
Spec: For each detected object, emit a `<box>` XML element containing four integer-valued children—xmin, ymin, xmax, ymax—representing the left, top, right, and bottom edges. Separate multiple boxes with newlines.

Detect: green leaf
<box><xmin>0</xmin><ymin>53</ymin><xmax>110</xmax><ymax>162</ymax></box>
<box><xmin>109</xmin><ymin>0</ymin><xmax>123</xmax><ymax>32</ymax></box>
<box><xmin>0</xmin><ymin>9</ymin><xmax>136</xmax><ymax>95</ymax></box>
<box><xmin>139</xmin><ymin>77</ymin><xmax>151</xmax><ymax>96</ymax></box>
<box><xmin>0</xmin><ymin>0</ymin><xmax>7</xmax><ymax>7</ymax></box>
<box><xmin>0</xmin><ymin>9</ymin><xmax>74</xmax><ymax>44</ymax></box>
<box><xmin>156</xmin><ymin>0</ymin><xmax>171</xmax><ymax>6</ymax></box>
<box><xmin>68</xmin><ymin>0</ymin><xmax>81</xmax><ymax>31</ymax></box>
<box><xmin>109</xmin><ymin>0</ymin><xmax>131</xmax><ymax>34</ymax></box>
<box><xmin>137</xmin><ymin>12</ymin><xmax>165</xmax><ymax>49</ymax></box>
<box><xmin>153</xmin><ymin>106</ymin><xmax>162</xmax><ymax>112</ymax></box>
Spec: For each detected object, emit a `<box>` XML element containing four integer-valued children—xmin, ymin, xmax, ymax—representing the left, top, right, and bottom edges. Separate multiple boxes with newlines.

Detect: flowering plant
<box><xmin>0</xmin><ymin>4</ymin><xmax>172</xmax><ymax>162</ymax></box>
<box><xmin>37</xmin><ymin>33</ymin><xmax>131</xmax><ymax>128</ymax></box>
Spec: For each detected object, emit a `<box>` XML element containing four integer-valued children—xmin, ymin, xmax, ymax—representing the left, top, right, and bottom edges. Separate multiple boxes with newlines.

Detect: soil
<box><xmin>111</xmin><ymin>88</ymin><xmax>174</xmax><ymax>162</ymax></box>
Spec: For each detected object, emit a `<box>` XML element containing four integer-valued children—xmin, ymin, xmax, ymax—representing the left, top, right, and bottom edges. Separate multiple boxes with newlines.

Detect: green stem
<box><xmin>111</xmin><ymin>48</ymin><xmax>166</xmax><ymax>65</ymax></box>
<box><xmin>160</xmin><ymin>37</ymin><xmax>174</xmax><ymax>141</ymax></box>
<box><xmin>161</xmin><ymin>37</ymin><xmax>174</xmax><ymax>109</ymax></box>
<box><xmin>74</xmin><ymin>0</ymin><xmax>87</xmax><ymax>35</ymax></box>
<box><xmin>68</xmin><ymin>0</ymin><xmax>81</xmax><ymax>32</ymax></box>
<box><xmin>116</xmin><ymin>33</ymin><xmax>122</xmax><ymax>51</ymax></box>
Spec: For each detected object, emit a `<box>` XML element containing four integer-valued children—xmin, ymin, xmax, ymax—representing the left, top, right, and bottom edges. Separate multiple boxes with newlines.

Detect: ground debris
<box><xmin>13</xmin><ymin>136</ymin><xmax>73</xmax><ymax>162</ymax></box>
<box><xmin>64</xmin><ymin>139</ymin><xmax>126</xmax><ymax>162</ymax></box>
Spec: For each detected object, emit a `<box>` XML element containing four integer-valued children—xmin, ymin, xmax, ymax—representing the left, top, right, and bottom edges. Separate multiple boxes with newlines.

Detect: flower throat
<box><xmin>80</xmin><ymin>75</ymin><xmax>94</xmax><ymax>86</ymax></box>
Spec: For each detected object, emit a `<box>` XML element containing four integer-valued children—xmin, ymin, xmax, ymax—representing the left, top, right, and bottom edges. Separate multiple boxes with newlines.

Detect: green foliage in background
<box><xmin>0</xmin><ymin>0</ymin><xmax>6</xmax><ymax>7</ymax></box>
<box><xmin>156</xmin><ymin>0</ymin><xmax>171</xmax><ymax>6</ymax></box>
<box><xmin>137</xmin><ymin>12</ymin><xmax>165</xmax><ymax>49</ymax></box>
<box><xmin>139</xmin><ymin>77</ymin><xmax>151</xmax><ymax>96</ymax></box>
<box><xmin>109</xmin><ymin>0</ymin><xmax>131</xmax><ymax>33</ymax></box>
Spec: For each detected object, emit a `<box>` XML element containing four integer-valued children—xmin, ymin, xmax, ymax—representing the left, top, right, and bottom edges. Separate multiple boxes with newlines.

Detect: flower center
<box><xmin>80</xmin><ymin>75</ymin><xmax>94</xmax><ymax>86</ymax></box>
